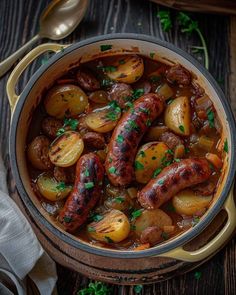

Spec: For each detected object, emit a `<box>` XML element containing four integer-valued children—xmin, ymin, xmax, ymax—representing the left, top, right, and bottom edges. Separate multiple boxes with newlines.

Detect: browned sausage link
<box><xmin>166</xmin><ymin>64</ymin><xmax>191</xmax><ymax>86</ymax></box>
<box><xmin>159</xmin><ymin>131</ymin><xmax>183</xmax><ymax>150</ymax></box>
<box><xmin>82</xmin><ymin>132</ymin><xmax>106</xmax><ymax>149</ymax></box>
<box><xmin>138</xmin><ymin>158</ymin><xmax>211</xmax><ymax>209</ymax></box>
<box><xmin>105</xmin><ymin>93</ymin><xmax>164</xmax><ymax>186</ymax></box>
<box><xmin>41</xmin><ymin>117</ymin><xmax>63</xmax><ymax>139</ymax></box>
<box><xmin>108</xmin><ymin>83</ymin><xmax>133</xmax><ymax>108</ymax></box>
<box><xmin>77</xmin><ymin>68</ymin><xmax>100</xmax><ymax>91</ymax></box>
<box><xmin>58</xmin><ymin>153</ymin><xmax>104</xmax><ymax>232</ymax></box>
<box><xmin>140</xmin><ymin>226</ymin><xmax>162</xmax><ymax>245</ymax></box>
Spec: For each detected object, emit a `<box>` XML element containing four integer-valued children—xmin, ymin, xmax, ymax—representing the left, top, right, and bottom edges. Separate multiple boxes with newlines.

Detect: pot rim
<box><xmin>9</xmin><ymin>33</ymin><xmax>236</xmax><ymax>258</ymax></box>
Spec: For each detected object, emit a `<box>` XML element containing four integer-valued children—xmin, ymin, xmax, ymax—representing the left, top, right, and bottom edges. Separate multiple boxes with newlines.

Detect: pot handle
<box><xmin>6</xmin><ymin>43</ymin><xmax>67</xmax><ymax>112</ymax></box>
<box><xmin>158</xmin><ymin>185</ymin><xmax>236</xmax><ymax>262</ymax></box>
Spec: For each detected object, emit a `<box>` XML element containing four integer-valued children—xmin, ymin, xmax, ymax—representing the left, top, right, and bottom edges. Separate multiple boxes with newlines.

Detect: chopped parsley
<box><xmin>161</xmin><ymin>232</ymin><xmax>169</xmax><ymax>240</ymax></box>
<box><xmin>78</xmin><ymin>281</ymin><xmax>112</xmax><ymax>295</ymax></box>
<box><xmin>106</xmin><ymin>102</ymin><xmax>121</xmax><ymax>121</ymax></box>
<box><xmin>194</xmin><ymin>271</ymin><xmax>202</xmax><ymax>280</ymax></box>
<box><xmin>116</xmin><ymin>134</ymin><xmax>124</xmax><ymax>143</ymax></box>
<box><xmin>166</xmin><ymin>149</ymin><xmax>174</xmax><ymax>155</ymax></box>
<box><xmin>64</xmin><ymin>117</ymin><xmax>79</xmax><ymax>130</ymax></box>
<box><xmin>135</xmin><ymin>161</ymin><xmax>144</xmax><ymax>170</ymax></box>
<box><xmin>101</xmin><ymin>78</ymin><xmax>113</xmax><ymax>87</ymax></box>
<box><xmin>127</xmin><ymin>120</ymin><xmax>139</xmax><ymax>131</ymax></box>
<box><xmin>179</xmin><ymin>125</ymin><xmax>185</xmax><ymax>133</ymax></box>
<box><xmin>158</xmin><ymin>179</ymin><xmax>164</xmax><ymax>185</ymax></box>
<box><xmin>115</xmin><ymin>197</ymin><xmax>125</xmax><ymax>203</ymax></box>
<box><xmin>149</xmin><ymin>75</ymin><xmax>161</xmax><ymax>83</ymax></box>
<box><xmin>98</xmin><ymin>65</ymin><xmax>117</xmax><ymax>73</ymax></box>
<box><xmin>207</xmin><ymin>108</ymin><xmax>215</xmax><ymax>128</ymax></box>
<box><xmin>56</xmin><ymin>128</ymin><xmax>65</xmax><ymax>136</ymax></box>
<box><xmin>84</xmin><ymin>182</ymin><xmax>94</xmax><ymax>189</ymax></box>
<box><xmin>119</xmin><ymin>59</ymin><xmax>126</xmax><ymax>64</ymax></box>
<box><xmin>100</xmin><ymin>44</ymin><xmax>112</xmax><ymax>51</ymax></box>
<box><xmin>166</xmin><ymin>98</ymin><xmax>174</xmax><ymax>104</ymax></box>
<box><xmin>56</xmin><ymin>182</ymin><xmax>66</xmax><ymax>191</ymax></box>
<box><xmin>134</xmin><ymin>285</ymin><xmax>143</xmax><ymax>294</ymax></box>
<box><xmin>108</xmin><ymin>166</ymin><xmax>116</xmax><ymax>174</ymax></box>
<box><xmin>174</xmin><ymin>158</ymin><xmax>181</xmax><ymax>162</ymax></box>
<box><xmin>139</xmin><ymin>107</ymin><xmax>150</xmax><ymax>114</ymax></box>
<box><xmin>138</xmin><ymin>151</ymin><xmax>146</xmax><ymax>158</ymax></box>
<box><xmin>84</xmin><ymin>168</ymin><xmax>90</xmax><ymax>177</ymax></box>
<box><xmin>105</xmin><ymin>236</ymin><xmax>113</xmax><ymax>243</ymax></box>
<box><xmin>91</xmin><ymin>214</ymin><xmax>104</xmax><ymax>222</ymax></box>
<box><xmin>185</xmin><ymin>147</ymin><xmax>190</xmax><ymax>154</ymax></box>
<box><xmin>63</xmin><ymin>216</ymin><xmax>72</xmax><ymax>223</ymax></box>
<box><xmin>166</xmin><ymin>203</ymin><xmax>176</xmax><ymax>212</ymax></box>
<box><xmin>153</xmin><ymin>168</ymin><xmax>162</xmax><ymax>177</ymax></box>
<box><xmin>224</xmin><ymin>139</ymin><xmax>228</xmax><ymax>153</ymax></box>
<box><xmin>150</xmin><ymin>52</ymin><xmax>155</xmax><ymax>59</ymax></box>
<box><xmin>131</xmin><ymin>209</ymin><xmax>142</xmax><ymax>221</ymax></box>
<box><xmin>146</xmin><ymin>119</ymin><xmax>151</xmax><ymax>127</ymax></box>
<box><xmin>132</xmin><ymin>88</ymin><xmax>145</xmax><ymax>99</ymax></box>
<box><xmin>157</xmin><ymin>10</ymin><xmax>172</xmax><ymax>32</ymax></box>
<box><xmin>192</xmin><ymin>216</ymin><xmax>200</xmax><ymax>226</ymax></box>
<box><xmin>87</xmin><ymin>226</ymin><xmax>96</xmax><ymax>232</ymax></box>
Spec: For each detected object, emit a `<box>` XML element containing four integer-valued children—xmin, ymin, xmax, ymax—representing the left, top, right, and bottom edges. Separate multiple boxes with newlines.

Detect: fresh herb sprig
<box><xmin>157</xmin><ymin>10</ymin><xmax>172</xmax><ymax>32</ymax></box>
<box><xmin>77</xmin><ymin>281</ymin><xmax>113</xmax><ymax>295</ymax></box>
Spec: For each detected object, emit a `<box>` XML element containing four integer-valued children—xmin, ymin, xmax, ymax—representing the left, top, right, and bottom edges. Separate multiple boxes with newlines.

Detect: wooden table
<box><xmin>0</xmin><ymin>0</ymin><xmax>236</xmax><ymax>294</ymax></box>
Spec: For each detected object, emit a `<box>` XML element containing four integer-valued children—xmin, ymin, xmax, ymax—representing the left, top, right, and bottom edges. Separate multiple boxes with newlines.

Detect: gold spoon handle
<box><xmin>0</xmin><ymin>34</ymin><xmax>40</xmax><ymax>78</ymax></box>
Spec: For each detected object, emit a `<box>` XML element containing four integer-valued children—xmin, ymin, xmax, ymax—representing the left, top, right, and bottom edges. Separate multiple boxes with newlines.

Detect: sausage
<box><xmin>166</xmin><ymin>64</ymin><xmax>191</xmax><ymax>86</ymax></box>
<box><xmin>138</xmin><ymin>158</ymin><xmax>211</xmax><ymax>209</ymax></box>
<box><xmin>192</xmin><ymin>181</ymin><xmax>215</xmax><ymax>196</ymax></box>
<box><xmin>108</xmin><ymin>83</ymin><xmax>133</xmax><ymax>108</ymax></box>
<box><xmin>27</xmin><ymin>135</ymin><xmax>53</xmax><ymax>170</ymax></box>
<box><xmin>41</xmin><ymin>117</ymin><xmax>63</xmax><ymax>139</ymax></box>
<box><xmin>133</xmin><ymin>80</ymin><xmax>151</xmax><ymax>95</ymax></box>
<box><xmin>58</xmin><ymin>153</ymin><xmax>104</xmax><ymax>232</ymax></box>
<box><xmin>140</xmin><ymin>226</ymin><xmax>162</xmax><ymax>245</ymax></box>
<box><xmin>159</xmin><ymin>131</ymin><xmax>183</xmax><ymax>150</ymax></box>
<box><xmin>105</xmin><ymin>93</ymin><xmax>164</xmax><ymax>186</ymax></box>
<box><xmin>77</xmin><ymin>68</ymin><xmax>100</xmax><ymax>91</ymax></box>
<box><xmin>82</xmin><ymin>132</ymin><xmax>106</xmax><ymax>149</ymax></box>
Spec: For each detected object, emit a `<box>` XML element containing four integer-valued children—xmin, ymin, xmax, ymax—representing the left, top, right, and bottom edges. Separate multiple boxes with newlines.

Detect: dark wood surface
<box><xmin>0</xmin><ymin>0</ymin><xmax>235</xmax><ymax>294</ymax></box>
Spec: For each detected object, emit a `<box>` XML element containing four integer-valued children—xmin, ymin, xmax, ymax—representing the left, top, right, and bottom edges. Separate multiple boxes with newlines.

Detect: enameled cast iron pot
<box><xmin>7</xmin><ymin>34</ymin><xmax>236</xmax><ymax>284</ymax></box>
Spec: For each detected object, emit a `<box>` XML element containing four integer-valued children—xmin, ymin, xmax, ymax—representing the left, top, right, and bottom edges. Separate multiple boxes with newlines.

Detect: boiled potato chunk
<box><xmin>44</xmin><ymin>84</ymin><xmax>88</xmax><ymax>119</ymax></box>
<box><xmin>135</xmin><ymin>142</ymin><xmax>170</xmax><ymax>183</ymax></box>
<box><xmin>85</xmin><ymin>106</ymin><xmax>121</xmax><ymax>133</ymax></box>
<box><xmin>37</xmin><ymin>173</ymin><xmax>72</xmax><ymax>201</ymax></box>
<box><xmin>104</xmin><ymin>185</ymin><xmax>133</xmax><ymax>211</ymax></box>
<box><xmin>164</xmin><ymin>96</ymin><xmax>190</xmax><ymax>136</ymax></box>
<box><xmin>172</xmin><ymin>189</ymin><xmax>212</xmax><ymax>216</ymax></box>
<box><xmin>87</xmin><ymin>209</ymin><xmax>130</xmax><ymax>243</ymax></box>
<box><xmin>144</xmin><ymin>126</ymin><xmax>168</xmax><ymax>142</ymax></box>
<box><xmin>49</xmin><ymin>131</ymin><xmax>84</xmax><ymax>167</ymax></box>
<box><xmin>134</xmin><ymin>209</ymin><xmax>172</xmax><ymax>236</ymax></box>
<box><xmin>106</xmin><ymin>55</ymin><xmax>144</xmax><ymax>84</ymax></box>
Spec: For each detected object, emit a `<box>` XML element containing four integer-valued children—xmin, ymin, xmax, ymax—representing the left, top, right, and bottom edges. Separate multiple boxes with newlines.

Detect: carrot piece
<box><xmin>163</xmin><ymin>225</ymin><xmax>175</xmax><ymax>233</ymax></box>
<box><xmin>206</xmin><ymin>153</ymin><xmax>223</xmax><ymax>169</ymax></box>
<box><xmin>56</xmin><ymin>79</ymin><xmax>77</xmax><ymax>84</ymax></box>
<box><xmin>134</xmin><ymin>243</ymin><xmax>150</xmax><ymax>251</ymax></box>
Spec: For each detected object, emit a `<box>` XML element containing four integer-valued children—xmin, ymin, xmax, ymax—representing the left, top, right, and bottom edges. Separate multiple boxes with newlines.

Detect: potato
<box><xmin>27</xmin><ymin>135</ymin><xmax>53</xmax><ymax>170</ymax></box>
<box><xmin>134</xmin><ymin>209</ymin><xmax>172</xmax><ymax>236</ymax></box>
<box><xmin>172</xmin><ymin>189</ymin><xmax>212</xmax><ymax>216</ymax></box>
<box><xmin>37</xmin><ymin>173</ymin><xmax>72</xmax><ymax>201</ymax></box>
<box><xmin>85</xmin><ymin>106</ymin><xmax>121</xmax><ymax>133</ymax></box>
<box><xmin>135</xmin><ymin>142</ymin><xmax>170</xmax><ymax>183</ymax></box>
<box><xmin>164</xmin><ymin>96</ymin><xmax>190</xmax><ymax>136</ymax></box>
<box><xmin>156</xmin><ymin>83</ymin><xmax>174</xmax><ymax>100</ymax></box>
<box><xmin>106</xmin><ymin>55</ymin><xmax>144</xmax><ymax>84</ymax></box>
<box><xmin>87</xmin><ymin>209</ymin><xmax>130</xmax><ymax>243</ymax></box>
<box><xmin>89</xmin><ymin>90</ymin><xmax>109</xmax><ymax>104</ymax></box>
<box><xmin>44</xmin><ymin>84</ymin><xmax>88</xmax><ymax>119</ymax></box>
<box><xmin>104</xmin><ymin>185</ymin><xmax>133</xmax><ymax>211</ymax></box>
<box><xmin>49</xmin><ymin>131</ymin><xmax>84</xmax><ymax>167</ymax></box>
<box><xmin>144</xmin><ymin>126</ymin><xmax>168</xmax><ymax>142</ymax></box>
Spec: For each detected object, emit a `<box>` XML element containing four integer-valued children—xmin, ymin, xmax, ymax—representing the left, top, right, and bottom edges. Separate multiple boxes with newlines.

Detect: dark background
<box><xmin>0</xmin><ymin>0</ymin><xmax>235</xmax><ymax>294</ymax></box>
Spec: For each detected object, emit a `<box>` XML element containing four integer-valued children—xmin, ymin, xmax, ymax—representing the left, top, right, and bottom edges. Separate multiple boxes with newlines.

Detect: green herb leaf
<box><xmin>146</xmin><ymin>119</ymin><xmax>151</xmax><ymax>127</ymax></box>
<box><xmin>166</xmin><ymin>203</ymin><xmax>176</xmax><ymax>212</ymax></box>
<box><xmin>108</xmin><ymin>166</ymin><xmax>116</xmax><ymax>174</ymax></box>
<box><xmin>150</xmin><ymin>52</ymin><xmax>155</xmax><ymax>59</ymax></box>
<box><xmin>84</xmin><ymin>182</ymin><xmax>94</xmax><ymax>189</ymax></box>
<box><xmin>185</xmin><ymin>147</ymin><xmax>190</xmax><ymax>154</ymax></box>
<box><xmin>91</xmin><ymin>214</ymin><xmax>104</xmax><ymax>222</ymax></box>
<box><xmin>116</xmin><ymin>134</ymin><xmax>124</xmax><ymax>143</ymax></box>
<box><xmin>192</xmin><ymin>216</ymin><xmax>200</xmax><ymax>226</ymax></box>
<box><xmin>166</xmin><ymin>98</ymin><xmax>174</xmax><ymax>105</ymax></box>
<box><xmin>194</xmin><ymin>271</ymin><xmax>202</xmax><ymax>280</ymax></box>
<box><xmin>153</xmin><ymin>168</ymin><xmax>162</xmax><ymax>177</ymax></box>
<box><xmin>174</xmin><ymin>158</ymin><xmax>181</xmax><ymax>162</ymax></box>
<box><xmin>119</xmin><ymin>59</ymin><xmax>126</xmax><ymax>65</ymax></box>
<box><xmin>87</xmin><ymin>226</ymin><xmax>96</xmax><ymax>232</ymax></box>
<box><xmin>99</xmin><ymin>65</ymin><xmax>117</xmax><ymax>73</ymax></box>
<box><xmin>138</xmin><ymin>151</ymin><xmax>146</xmax><ymax>158</ymax></box>
<box><xmin>166</xmin><ymin>149</ymin><xmax>174</xmax><ymax>155</ymax></box>
<box><xmin>134</xmin><ymin>285</ymin><xmax>143</xmax><ymax>294</ymax></box>
<box><xmin>131</xmin><ymin>209</ymin><xmax>142</xmax><ymax>221</ymax></box>
<box><xmin>100</xmin><ymin>44</ymin><xmax>112</xmax><ymax>51</ymax></box>
<box><xmin>105</xmin><ymin>236</ymin><xmax>113</xmax><ymax>243</ymax></box>
<box><xmin>132</xmin><ymin>88</ymin><xmax>144</xmax><ymax>99</ymax></box>
<box><xmin>101</xmin><ymin>78</ymin><xmax>113</xmax><ymax>87</ymax></box>
<box><xmin>78</xmin><ymin>281</ymin><xmax>112</xmax><ymax>295</ymax></box>
<box><xmin>161</xmin><ymin>232</ymin><xmax>169</xmax><ymax>240</ymax></box>
<box><xmin>158</xmin><ymin>179</ymin><xmax>164</xmax><ymax>185</ymax></box>
<box><xmin>224</xmin><ymin>139</ymin><xmax>228</xmax><ymax>153</ymax></box>
<box><xmin>179</xmin><ymin>125</ymin><xmax>185</xmax><ymax>133</ymax></box>
<box><xmin>56</xmin><ymin>128</ymin><xmax>65</xmax><ymax>136</ymax></box>
<box><xmin>64</xmin><ymin>216</ymin><xmax>72</xmax><ymax>223</ymax></box>
<box><xmin>84</xmin><ymin>168</ymin><xmax>90</xmax><ymax>177</ymax></box>
<box><xmin>207</xmin><ymin>108</ymin><xmax>215</xmax><ymax>128</ymax></box>
<box><xmin>64</xmin><ymin>118</ymin><xmax>79</xmax><ymax>130</ymax></box>
<box><xmin>115</xmin><ymin>197</ymin><xmax>125</xmax><ymax>203</ymax></box>
<box><xmin>149</xmin><ymin>75</ymin><xmax>161</xmax><ymax>83</ymax></box>
<box><xmin>56</xmin><ymin>182</ymin><xmax>66</xmax><ymax>191</ymax></box>
<box><xmin>157</xmin><ymin>10</ymin><xmax>172</xmax><ymax>32</ymax></box>
<box><xmin>135</xmin><ymin>161</ymin><xmax>144</xmax><ymax>170</ymax></box>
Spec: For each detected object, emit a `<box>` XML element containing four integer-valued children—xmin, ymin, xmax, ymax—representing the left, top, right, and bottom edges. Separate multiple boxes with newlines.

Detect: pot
<box><xmin>7</xmin><ymin>34</ymin><xmax>236</xmax><ymax>284</ymax></box>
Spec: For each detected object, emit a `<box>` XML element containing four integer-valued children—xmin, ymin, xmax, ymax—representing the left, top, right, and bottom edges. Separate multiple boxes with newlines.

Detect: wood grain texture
<box><xmin>0</xmin><ymin>0</ymin><xmax>235</xmax><ymax>294</ymax></box>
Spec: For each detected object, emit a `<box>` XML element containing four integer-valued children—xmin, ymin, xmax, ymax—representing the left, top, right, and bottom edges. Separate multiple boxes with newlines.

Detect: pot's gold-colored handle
<box><xmin>159</xmin><ymin>185</ymin><xmax>236</xmax><ymax>262</ymax></box>
<box><xmin>6</xmin><ymin>43</ymin><xmax>66</xmax><ymax>112</ymax></box>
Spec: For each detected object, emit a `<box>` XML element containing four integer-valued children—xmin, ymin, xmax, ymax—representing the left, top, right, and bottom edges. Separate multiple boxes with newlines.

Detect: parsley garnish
<box><xmin>134</xmin><ymin>285</ymin><xmax>143</xmax><ymax>294</ymax></box>
<box><xmin>101</xmin><ymin>78</ymin><xmax>113</xmax><ymax>87</ymax></box>
<box><xmin>157</xmin><ymin>10</ymin><xmax>172</xmax><ymax>32</ymax></box>
<box><xmin>132</xmin><ymin>88</ymin><xmax>144</xmax><ymax>99</ymax></box>
<box><xmin>158</xmin><ymin>179</ymin><xmax>164</xmax><ymax>185</ymax></box>
<box><xmin>166</xmin><ymin>98</ymin><xmax>174</xmax><ymax>105</ymax></box>
<box><xmin>207</xmin><ymin>108</ymin><xmax>215</xmax><ymax>128</ymax></box>
<box><xmin>150</xmin><ymin>52</ymin><xmax>155</xmax><ymax>59</ymax></box>
<box><xmin>84</xmin><ymin>182</ymin><xmax>94</xmax><ymax>189</ymax></box>
<box><xmin>91</xmin><ymin>214</ymin><xmax>103</xmax><ymax>222</ymax></box>
<box><xmin>192</xmin><ymin>216</ymin><xmax>200</xmax><ymax>226</ymax></box>
<box><xmin>179</xmin><ymin>125</ymin><xmax>185</xmax><ymax>133</ymax></box>
<box><xmin>127</xmin><ymin>120</ymin><xmax>139</xmax><ymax>131</ymax></box>
<box><xmin>119</xmin><ymin>59</ymin><xmax>125</xmax><ymax>65</ymax></box>
<box><xmin>116</xmin><ymin>134</ymin><xmax>124</xmax><ymax>143</ymax></box>
<box><xmin>98</xmin><ymin>65</ymin><xmax>117</xmax><ymax>73</ymax></box>
<box><xmin>146</xmin><ymin>119</ymin><xmax>151</xmax><ymax>127</ymax></box>
<box><xmin>63</xmin><ymin>216</ymin><xmax>72</xmax><ymax>223</ymax></box>
<box><xmin>84</xmin><ymin>168</ymin><xmax>90</xmax><ymax>177</ymax></box>
<box><xmin>108</xmin><ymin>166</ymin><xmax>116</xmax><ymax>174</ymax></box>
<box><xmin>78</xmin><ymin>281</ymin><xmax>112</xmax><ymax>295</ymax></box>
<box><xmin>100</xmin><ymin>44</ymin><xmax>112</xmax><ymax>51</ymax></box>
<box><xmin>174</xmin><ymin>158</ymin><xmax>181</xmax><ymax>162</ymax></box>
<box><xmin>185</xmin><ymin>147</ymin><xmax>190</xmax><ymax>154</ymax></box>
<box><xmin>149</xmin><ymin>75</ymin><xmax>161</xmax><ymax>83</ymax></box>
<box><xmin>56</xmin><ymin>128</ymin><xmax>65</xmax><ymax>136</ymax></box>
<box><xmin>138</xmin><ymin>151</ymin><xmax>146</xmax><ymax>158</ymax></box>
<box><xmin>135</xmin><ymin>161</ymin><xmax>144</xmax><ymax>170</ymax></box>
<box><xmin>153</xmin><ymin>168</ymin><xmax>162</xmax><ymax>177</ymax></box>
<box><xmin>56</xmin><ymin>182</ymin><xmax>66</xmax><ymax>191</ymax></box>
<box><xmin>115</xmin><ymin>197</ymin><xmax>125</xmax><ymax>203</ymax></box>
<box><xmin>105</xmin><ymin>236</ymin><xmax>113</xmax><ymax>243</ymax></box>
<box><xmin>64</xmin><ymin>117</ymin><xmax>79</xmax><ymax>130</ymax></box>
<box><xmin>166</xmin><ymin>203</ymin><xmax>176</xmax><ymax>212</ymax></box>
<box><xmin>87</xmin><ymin>226</ymin><xmax>96</xmax><ymax>232</ymax></box>
<box><xmin>131</xmin><ymin>209</ymin><xmax>142</xmax><ymax>221</ymax></box>
<box><xmin>224</xmin><ymin>139</ymin><xmax>228</xmax><ymax>153</ymax></box>
<box><xmin>166</xmin><ymin>149</ymin><xmax>174</xmax><ymax>155</ymax></box>
<box><xmin>161</xmin><ymin>232</ymin><xmax>169</xmax><ymax>240</ymax></box>
<box><xmin>194</xmin><ymin>271</ymin><xmax>202</xmax><ymax>280</ymax></box>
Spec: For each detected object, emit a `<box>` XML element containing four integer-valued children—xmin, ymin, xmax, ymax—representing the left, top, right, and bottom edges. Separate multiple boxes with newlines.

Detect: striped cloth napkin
<box><xmin>0</xmin><ymin>150</ymin><xmax>57</xmax><ymax>295</ymax></box>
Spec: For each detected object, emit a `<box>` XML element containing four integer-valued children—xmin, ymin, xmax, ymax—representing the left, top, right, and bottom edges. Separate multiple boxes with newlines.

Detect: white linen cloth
<box><xmin>0</xmin><ymin>150</ymin><xmax>58</xmax><ymax>295</ymax></box>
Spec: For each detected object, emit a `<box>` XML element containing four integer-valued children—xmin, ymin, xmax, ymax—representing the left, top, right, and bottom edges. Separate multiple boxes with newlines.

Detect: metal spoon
<box><xmin>0</xmin><ymin>0</ymin><xmax>89</xmax><ymax>77</ymax></box>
